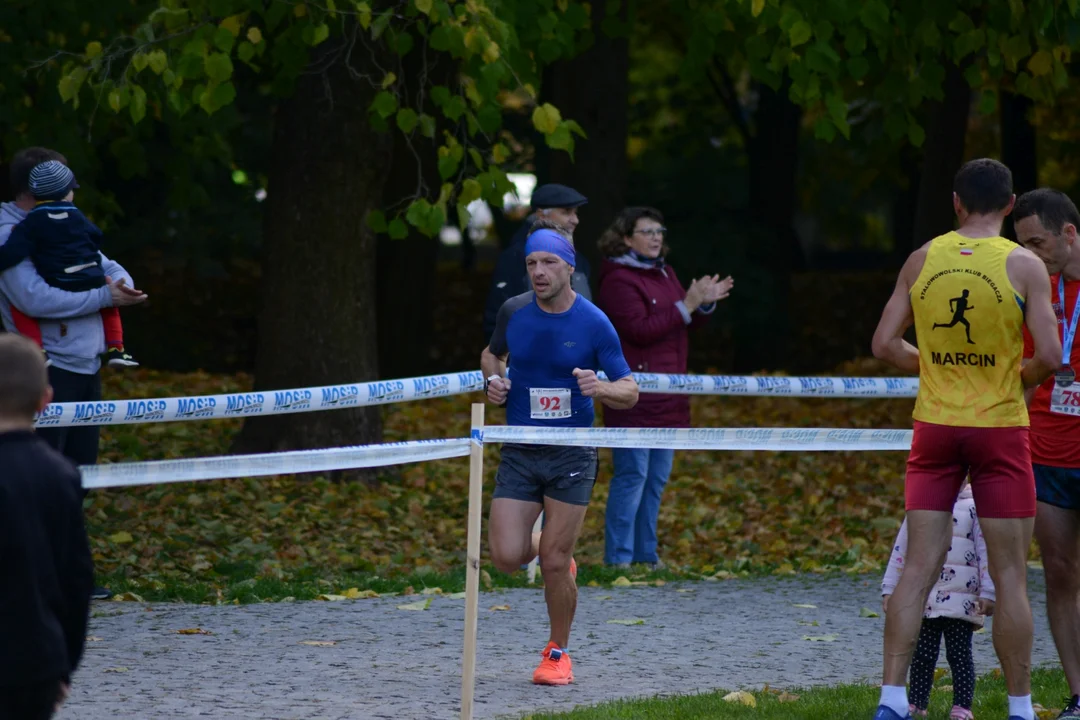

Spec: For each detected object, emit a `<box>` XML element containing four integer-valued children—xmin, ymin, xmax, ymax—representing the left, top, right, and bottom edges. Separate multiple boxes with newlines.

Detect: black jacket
<box><xmin>0</xmin><ymin>431</ymin><xmax>93</xmax><ymax>687</ymax></box>
<box><xmin>0</xmin><ymin>201</ymin><xmax>106</xmax><ymax>292</ymax></box>
<box><xmin>482</xmin><ymin>219</ymin><xmax>593</xmax><ymax>345</ymax></box>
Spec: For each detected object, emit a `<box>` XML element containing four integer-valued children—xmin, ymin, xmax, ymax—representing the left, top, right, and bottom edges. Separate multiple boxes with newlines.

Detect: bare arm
<box><xmin>481</xmin><ymin>345</ymin><xmax>507</xmax><ymax>379</ymax></box>
<box><xmin>596</xmin><ymin>375</ymin><xmax>639</xmax><ymax>410</ymax></box>
<box><xmin>1012</xmin><ymin>249</ymin><xmax>1062</xmax><ymax>388</ymax></box>
<box><xmin>871</xmin><ymin>248</ymin><xmax>925</xmax><ymax>374</ymax></box>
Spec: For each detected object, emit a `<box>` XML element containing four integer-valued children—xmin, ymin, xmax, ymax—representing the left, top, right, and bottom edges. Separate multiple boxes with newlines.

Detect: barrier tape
<box><xmin>614</xmin><ymin>373</ymin><xmax>917</xmax><ymax>398</ymax></box>
<box><xmin>38</xmin><ymin>371</ymin><xmax>487</xmax><ymax>429</ymax></box>
<box><xmin>37</xmin><ymin>371</ymin><xmax>918</xmax><ymax>429</ymax></box>
<box><xmin>80</xmin><ymin>438</ymin><xmax>470</xmax><ymax>490</ymax></box>
<box><xmin>481</xmin><ymin>426</ymin><xmax>913</xmax><ymax>452</ymax></box>
<box><xmin>79</xmin><ymin>425</ymin><xmax>912</xmax><ymax>490</ymax></box>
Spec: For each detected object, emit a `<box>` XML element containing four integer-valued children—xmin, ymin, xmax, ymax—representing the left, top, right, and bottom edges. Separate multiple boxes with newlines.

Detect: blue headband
<box><xmin>524</xmin><ymin>228</ymin><xmax>576</xmax><ymax>267</ymax></box>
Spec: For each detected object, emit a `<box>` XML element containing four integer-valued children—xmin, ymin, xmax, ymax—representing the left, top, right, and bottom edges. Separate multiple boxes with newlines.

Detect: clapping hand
<box><xmin>702</xmin><ymin>274</ymin><xmax>734</xmax><ymax>303</ymax></box>
<box><xmin>685</xmin><ymin>274</ymin><xmax>734</xmax><ymax>311</ymax></box>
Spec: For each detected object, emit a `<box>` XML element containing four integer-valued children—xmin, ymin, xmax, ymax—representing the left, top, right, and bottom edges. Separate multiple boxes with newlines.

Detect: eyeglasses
<box><xmin>635</xmin><ymin>227</ymin><xmax>667</xmax><ymax>237</ymax></box>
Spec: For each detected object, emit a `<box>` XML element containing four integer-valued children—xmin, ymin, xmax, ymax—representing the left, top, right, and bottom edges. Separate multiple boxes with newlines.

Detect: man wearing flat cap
<box><xmin>482</xmin><ymin>183</ymin><xmax>592</xmax><ymax>344</ymax></box>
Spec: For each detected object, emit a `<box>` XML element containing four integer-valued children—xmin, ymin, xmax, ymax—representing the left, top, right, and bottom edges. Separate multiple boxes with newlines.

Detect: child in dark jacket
<box><xmin>0</xmin><ymin>160</ymin><xmax>138</xmax><ymax>367</ymax></box>
<box><xmin>0</xmin><ymin>333</ymin><xmax>95</xmax><ymax>719</ymax></box>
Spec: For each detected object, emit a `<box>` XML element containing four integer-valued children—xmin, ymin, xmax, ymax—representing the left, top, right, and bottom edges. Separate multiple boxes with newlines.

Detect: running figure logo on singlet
<box><xmin>933</xmin><ymin>289</ymin><xmax>976</xmax><ymax>345</ymax></box>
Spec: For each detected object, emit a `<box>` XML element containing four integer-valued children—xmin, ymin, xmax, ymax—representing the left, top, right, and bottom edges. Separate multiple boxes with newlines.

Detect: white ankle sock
<box><xmin>1007</xmin><ymin>695</ymin><xmax>1034</xmax><ymax>720</ymax></box>
<box><xmin>879</xmin><ymin>685</ymin><xmax>909</xmax><ymax>716</ymax></box>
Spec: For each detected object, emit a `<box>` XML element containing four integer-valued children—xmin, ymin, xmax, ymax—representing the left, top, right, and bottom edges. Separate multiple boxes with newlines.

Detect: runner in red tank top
<box><xmin>1016</xmin><ymin>188</ymin><xmax>1080</xmax><ymax>717</ymax></box>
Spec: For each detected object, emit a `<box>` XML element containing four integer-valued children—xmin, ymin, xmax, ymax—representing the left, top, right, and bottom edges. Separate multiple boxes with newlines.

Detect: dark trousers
<box><xmin>909</xmin><ymin>616</ymin><xmax>976</xmax><ymax>710</ymax></box>
<box><xmin>0</xmin><ymin>678</ymin><xmax>62</xmax><ymax>720</ymax></box>
<box><xmin>35</xmin><ymin>367</ymin><xmax>101</xmax><ymax>482</ymax></box>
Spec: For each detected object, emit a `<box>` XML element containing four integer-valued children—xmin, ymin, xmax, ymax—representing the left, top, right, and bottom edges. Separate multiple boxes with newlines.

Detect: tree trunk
<box><xmin>1000</xmin><ymin>91</ymin><xmax>1036</xmax><ymax>242</ymax></box>
<box><xmin>891</xmin><ymin>142</ymin><xmax>922</xmax><ymax>267</ymax></box>
<box><xmin>731</xmin><ymin>77</ymin><xmax>803</xmax><ymax>373</ymax></box>
<box><xmin>375</xmin><ymin>48</ymin><xmax>456</xmax><ymax>380</ymax></box>
<box><xmin>375</xmin><ymin>236</ymin><xmax>438</xmax><ymax>378</ymax></box>
<box><xmin>376</xmin><ymin>148</ymin><xmax>439</xmax><ymax>379</ymax></box>
<box><xmin>911</xmin><ymin>62</ymin><xmax>971</xmax><ymax>248</ymax></box>
<box><xmin>232</xmin><ymin>38</ymin><xmax>391</xmax><ymax>474</ymax></box>
<box><xmin>542</xmin><ymin>0</ymin><xmax>632</xmax><ymax>283</ymax></box>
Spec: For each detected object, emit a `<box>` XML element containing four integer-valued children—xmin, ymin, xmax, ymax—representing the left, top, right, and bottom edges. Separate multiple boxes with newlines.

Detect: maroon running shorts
<box><xmin>905</xmin><ymin>421</ymin><xmax>1035</xmax><ymax>518</ymax></box>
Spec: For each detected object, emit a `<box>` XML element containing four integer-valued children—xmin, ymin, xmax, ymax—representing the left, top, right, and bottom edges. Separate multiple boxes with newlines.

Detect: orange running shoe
<box><xmin>532</xmin><ymin>641</ymin><xmax>574</xmax><ymax>685</ymax></box>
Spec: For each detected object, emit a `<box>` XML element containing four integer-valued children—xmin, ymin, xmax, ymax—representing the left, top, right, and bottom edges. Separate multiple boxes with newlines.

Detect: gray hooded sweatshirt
<box><xmin>0</xmin><ymin>201</ymin><xmax>132</xmax><ymax>374</ymax></box>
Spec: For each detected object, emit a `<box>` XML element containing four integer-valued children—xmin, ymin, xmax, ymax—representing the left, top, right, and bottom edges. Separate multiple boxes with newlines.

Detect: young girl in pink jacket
<box><xmin>881</xmin><ymin>483</ymin><xmax>995</xmax><ymax>720</ymax></box>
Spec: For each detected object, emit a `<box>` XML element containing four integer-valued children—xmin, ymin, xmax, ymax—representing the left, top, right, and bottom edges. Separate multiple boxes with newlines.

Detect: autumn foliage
<box><xmin>87</xmin><ymin>361</ymin><xmax>919</xmax><ymax>599</ymax></box>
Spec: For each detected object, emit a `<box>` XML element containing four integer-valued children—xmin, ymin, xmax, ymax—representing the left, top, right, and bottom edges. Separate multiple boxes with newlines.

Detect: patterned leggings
<box><xmin>909</xmin><ymin>616</ymin><xmax>976</xmax><ymax>710</ymax></box>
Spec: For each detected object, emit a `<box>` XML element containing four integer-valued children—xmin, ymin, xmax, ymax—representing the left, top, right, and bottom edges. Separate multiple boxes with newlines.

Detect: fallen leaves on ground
<box><xmin>299</xmin><ymin>640</ymin><xmax>336</xmax><ymax>647</ymax></box>
<box><xmin>397</xmin><ymin>598</ymin><xmax>432</xmax><ymax>611</ymax></box>
<box><xmin>859</xmin><ymin>607</ymin><xmax>880</xmax><ymax>618</ymax></box>
<box><xmin>489</xmin><ymin>604</ymin><xmax>511</xmax><ymax>611</ymax></box>
<box><xmin>83</xmin><ymin>362</ymin><xmax>1039</xmax><ymax>601</ymax></box>
<box><xmin>606</xmin><ymin>618</ymin><xmax>645</xmax><ymax>625</ymax></box>
<box><xmin>802</xmin><ymin>634</ymin><xmax>838</xmax><ymax>642</ymax></box>
<box><xmin>176</xmin><ymin>628</ymin><xmax>212</xmax><ymax>635</ymax></box>
<box><xmin>343</xmin><ymin>588</ymin><xmax>379</xmax><ymax>599</ymax></box>
<box><xmin>721</xmin><ymin>690</ymin><xmax>756</xmax><ymax>707</ymax></box>
<box><xmin>112</xmin><ymin>592</ymin><xmax>144</xmax><ymax>602</ymax></box>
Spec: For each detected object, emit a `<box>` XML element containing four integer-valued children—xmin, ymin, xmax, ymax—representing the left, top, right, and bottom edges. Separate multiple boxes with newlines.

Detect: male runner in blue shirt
<box><xmin>481</xmin><ymin>220</ymin><xmax>639</xmax><ymax>685</ymax></box>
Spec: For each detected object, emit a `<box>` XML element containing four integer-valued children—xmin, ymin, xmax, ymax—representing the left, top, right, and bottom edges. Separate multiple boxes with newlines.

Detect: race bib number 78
<box><xmin>530</xmin><ymin>387</ymin><xmax>571</xmax><ymax>420</ymax></box>
<box><xmin>1051</xmin><ymin>383</ymin><xmax>1080</xmax><ymax>416</ymax></box>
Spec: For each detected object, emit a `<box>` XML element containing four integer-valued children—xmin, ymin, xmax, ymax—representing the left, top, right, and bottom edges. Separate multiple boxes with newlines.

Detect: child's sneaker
<box><xmin>106</xmin><ymin>347</ymin><xmax>139</xmax><ymax>368</ymax></box>
<box><xmin>948</xmin><ymin>705</ymin><xmax>973</xmax><ymax>719</ymax></box>
<box><xmin>1059</xmin><ymin>695</ymin><xmax>1080</xmax><ymax>718</ymax></box>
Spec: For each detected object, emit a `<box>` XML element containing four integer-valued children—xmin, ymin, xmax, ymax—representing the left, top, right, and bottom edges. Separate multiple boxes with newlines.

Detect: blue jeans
<box><xmin>604</xmin><ymin>448</ymin><xmax>675</xmax><ymax>565</ymax></box>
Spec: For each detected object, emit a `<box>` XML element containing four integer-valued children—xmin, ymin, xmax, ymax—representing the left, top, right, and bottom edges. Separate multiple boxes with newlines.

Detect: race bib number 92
<box><xmin>530</xmin><ymin>387</ymin><xmax>571</xmax><ymax>420</ymax></box>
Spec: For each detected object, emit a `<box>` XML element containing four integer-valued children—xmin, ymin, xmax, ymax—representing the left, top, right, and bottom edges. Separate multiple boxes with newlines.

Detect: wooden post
<box><xmin>461</xmin><ymin>403</ymin><xmax>485</xmax><ymax>720</ymax></box>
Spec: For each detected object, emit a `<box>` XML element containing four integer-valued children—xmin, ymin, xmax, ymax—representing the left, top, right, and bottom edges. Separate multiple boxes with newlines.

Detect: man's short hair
<box><xmin>1014</xmin><ymin>188</ymin><xmax>1080</xmax><ymax>236</ymax></box>
<box><xmin>9</xmin><ymin>147</ymin><xmax>67</xmax><ymax>197</ymax></box>
<box><xmin>528</xmin><ymin>217</ymin><xmax>573</xmax><ymax>243</ymax></box>
<box><xmin>953</xmin><ymin>158</ymin><xmax>1013</xmax><ymax>216</ymax></box>
<box><xmin>0</xmin><ymin>334</ymin><xmax>48</xmax><ymax>419</ymax></box>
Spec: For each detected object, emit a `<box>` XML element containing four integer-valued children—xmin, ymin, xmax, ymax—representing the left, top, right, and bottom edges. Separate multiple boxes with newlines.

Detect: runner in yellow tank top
<box><xmin>911</xmin><ymin>231</ymin><xmax>1028</xmax><ymax>427</ymax></box>
<box><xmin>868</xmin><ymin>159</ymin><xmax>1061</xmax><ymax>720</ymax></box>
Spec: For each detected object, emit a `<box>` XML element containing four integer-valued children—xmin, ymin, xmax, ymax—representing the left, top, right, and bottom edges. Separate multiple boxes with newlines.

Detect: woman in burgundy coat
<box><xmin>595</xmin><ymin>207</ymin><xmax>733</xmax><ymax>568</ymax></box>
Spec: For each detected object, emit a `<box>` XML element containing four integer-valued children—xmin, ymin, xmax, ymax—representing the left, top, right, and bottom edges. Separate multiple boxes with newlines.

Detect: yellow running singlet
<box><xmin>911</xmin><ymin>231</ymin><xmax>1028</xmax><ymax>428</ymax></box>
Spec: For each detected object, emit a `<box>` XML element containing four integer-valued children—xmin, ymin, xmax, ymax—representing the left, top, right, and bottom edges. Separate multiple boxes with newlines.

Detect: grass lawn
<box><xmin>522</xmin><ymin>668</ymin><xmax>1071</xmax><ymax>719</ymax></box>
